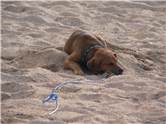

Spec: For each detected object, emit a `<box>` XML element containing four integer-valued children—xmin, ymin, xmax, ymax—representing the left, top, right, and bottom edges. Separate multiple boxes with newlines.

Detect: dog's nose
<box><xmin>114</xmin><ymin>68</ymin><xmax>123</xmax><ymax>75</ymax></box>
<box><xmin>118</xmin><ymin>68</ymin><xmax>123</xmax><ymax>74</ymax></box>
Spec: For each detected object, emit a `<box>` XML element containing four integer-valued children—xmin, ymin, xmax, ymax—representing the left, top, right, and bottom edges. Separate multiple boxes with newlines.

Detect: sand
<box><xmin>1</xmin><ymin>1</ymin><xmax>166</xmax><ymax>124</ymax></box>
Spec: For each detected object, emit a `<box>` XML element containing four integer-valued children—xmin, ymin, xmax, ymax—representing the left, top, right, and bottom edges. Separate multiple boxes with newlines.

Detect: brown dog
<box><xmin>64</xmin><ymin>30</ymin><xmax>123</xmax><ymax>75</ymax></box>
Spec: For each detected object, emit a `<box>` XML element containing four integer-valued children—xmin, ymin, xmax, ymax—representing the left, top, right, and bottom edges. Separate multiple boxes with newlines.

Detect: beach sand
<box><xmin>1</xmin><ymin>1</ymin><xmax>166</xmax><ymax>124</ymax></box>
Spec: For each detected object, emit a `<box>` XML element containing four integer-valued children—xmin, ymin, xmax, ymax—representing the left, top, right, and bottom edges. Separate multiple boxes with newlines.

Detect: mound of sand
<box><xmin>1</xmin><ymin>1</ymin><xmax>166</xmax><ymax>124</ymax></box>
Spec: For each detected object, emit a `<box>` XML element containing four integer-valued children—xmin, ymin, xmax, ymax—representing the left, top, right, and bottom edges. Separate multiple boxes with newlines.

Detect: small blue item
<box><xmin>42</xmin><ymin>78</ymin><xmax>106</xmax><ymax>115</ymax></box>
<box><xmin>43</xmin><ymin>91</ymin><xmax>58</xmax><ymax>103</ymax></box>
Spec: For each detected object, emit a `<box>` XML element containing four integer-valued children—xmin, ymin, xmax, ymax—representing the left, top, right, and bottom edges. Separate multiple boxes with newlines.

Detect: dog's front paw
<box><xmin>74</xmin><ymin>69</ymin><xmax>84</xmax><ymax>75</ymax></box>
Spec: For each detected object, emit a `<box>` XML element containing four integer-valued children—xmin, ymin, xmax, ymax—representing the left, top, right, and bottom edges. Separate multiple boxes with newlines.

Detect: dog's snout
<box><xmin>113</xmin><ymin>67</ymin><xmax>123</xmax><ymax>75</ymax></box>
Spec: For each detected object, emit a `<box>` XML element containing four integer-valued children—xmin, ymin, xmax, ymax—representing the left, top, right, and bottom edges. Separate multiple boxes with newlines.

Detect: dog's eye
<box><xmin>114</xmin><ymin>53</ymin><xmax>117</xmax><ymax>57</ymax></box>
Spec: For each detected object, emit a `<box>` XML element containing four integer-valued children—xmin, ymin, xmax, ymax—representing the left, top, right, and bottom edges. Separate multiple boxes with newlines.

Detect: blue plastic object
<box><xmin>43</xmin><ymin>91</ymin><xmax>58</xmax><ymax>103</ymax></box>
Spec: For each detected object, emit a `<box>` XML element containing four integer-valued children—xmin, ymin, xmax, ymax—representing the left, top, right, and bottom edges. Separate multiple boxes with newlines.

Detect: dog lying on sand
<box><xmin>64</xmin><ymin>30</ymin><xmax>123</xmax><ymax>75</ymax></box>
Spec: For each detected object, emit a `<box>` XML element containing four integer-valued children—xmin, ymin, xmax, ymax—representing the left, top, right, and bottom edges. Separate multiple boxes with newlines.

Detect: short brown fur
<box><xmin>64</xmin><ymin>30</ymin><xmax>123</xmax><ymax>75</ymax></box>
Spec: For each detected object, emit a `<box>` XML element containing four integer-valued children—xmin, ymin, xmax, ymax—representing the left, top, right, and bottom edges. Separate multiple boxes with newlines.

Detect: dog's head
<box><xmin>87</xmin><ymin>48</ymin><xmax>123</xmax><ymax>75</ymax></box>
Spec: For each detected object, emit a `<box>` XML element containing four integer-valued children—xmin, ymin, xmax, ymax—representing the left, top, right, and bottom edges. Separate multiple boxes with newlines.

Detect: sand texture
<box><xmin>1</xmin><ymin>1</ymin><xmax>166</xmax><ymax>124</ymax></box>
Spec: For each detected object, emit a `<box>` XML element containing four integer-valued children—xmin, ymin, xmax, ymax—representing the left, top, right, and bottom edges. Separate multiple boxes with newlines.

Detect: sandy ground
<box><xmin>1</xmin><ymin>1</ymin><xmax>166</xmax><ymax>124</ymax></box>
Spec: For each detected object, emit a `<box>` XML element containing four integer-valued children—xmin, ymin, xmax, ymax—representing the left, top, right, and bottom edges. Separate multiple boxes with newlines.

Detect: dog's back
<box><xmin>64</xmin><ymin>30</ymin><xmax>85</xmax><ymax>54</ymax></box>
<box><xmin>64</xmin><ymin>30</ymin><xmax>102</xmax><ymax>55</ymax></box>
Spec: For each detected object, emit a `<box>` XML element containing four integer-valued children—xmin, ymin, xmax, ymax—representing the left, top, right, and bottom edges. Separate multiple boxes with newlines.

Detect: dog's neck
<box><xmin>80</xmin><ymin>44</ymin><xmax>104</xmax><ymax>69</ymax></box>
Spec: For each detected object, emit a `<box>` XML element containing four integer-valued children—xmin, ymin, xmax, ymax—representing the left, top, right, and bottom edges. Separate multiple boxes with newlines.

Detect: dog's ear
<box><xmin>95</xmin><ymin>57</ymin><xmax>102</xmax><ymax>68</ymax></box>
<box><xmin>87</xmin><ymin>55</ymin><xmax>101</xmax><ymax>72</ymax></box>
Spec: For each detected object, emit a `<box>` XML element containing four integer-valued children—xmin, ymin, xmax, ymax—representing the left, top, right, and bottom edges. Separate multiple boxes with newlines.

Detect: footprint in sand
<box><xmin>29</xmin><ymin>120</ymin><xmax>65</xmax><ymax>124</ymax></box>
<box><xmin>54</xmin><ymin>111</ymin><xmax>87</xmax><ymax>123</ymax></box>
<box><xmin>55</xmin><ymin>16</ymin><xmax>85</xmax><ymax>27</ymax></box>
<box><xmin>22</xmin><ymin>15</ymin><xmax>48</xmax><ymax>25</ymax></box>
<box><xmin>1</xmin><ymin>92</ymin><xmax>11</xmax><ymax>101</ymax></box>
<box><xmin>4</xmin><ymin>5</ymin><xmax>27</xmax><ymax>13</ymax></box>
<box><xmin>79</xmin><ymin>93</ymin><xmax>102</xmax><ymax>103</ymax></box>
<box><xmin>59</xmin><ymin>85</ymin><xmax>81</xmax><ymax>93</ymax></box>
<box><xmin>151</xmin><ymin>91</ymin><xmax>166</xmax><ymax>100</ymax></box>
<box><xmin>2</xmin><ymin>82</ymin><xmax>35</xmax><ymax>100</ymax></box>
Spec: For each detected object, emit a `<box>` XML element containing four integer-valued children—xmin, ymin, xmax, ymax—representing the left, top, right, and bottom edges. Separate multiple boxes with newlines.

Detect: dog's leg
<box><xmin>64</xmin><ymin>52</ymin><xmax>84</xmax><ymax>75</ymax></box>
